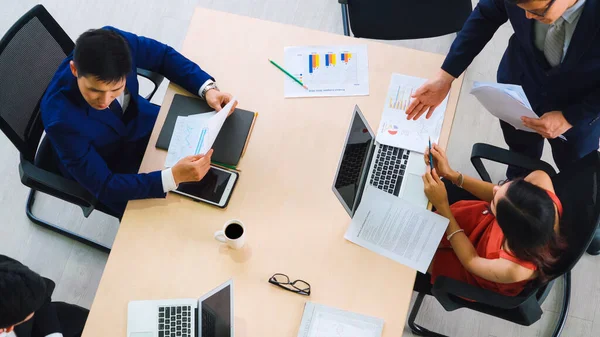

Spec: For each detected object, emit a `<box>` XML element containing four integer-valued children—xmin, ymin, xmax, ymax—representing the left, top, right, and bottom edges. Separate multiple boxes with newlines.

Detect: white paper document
<box><xmin>345</xmin><ymin>186</ymin><xmax>449</xmax><ymax>273</ymax></box>
<box><xmin>284</xmin><ymin>45</ymin><xmax>369</xmax><ymax>98</ymax></box>
<box><xmin>164</xmin><ymin>98</ymin><xmax>236</xmax><ymax>167</ymax></box>
<box><xmin>297</xmin><ymin>302</ymin><xmax>384</xmax><ymax>337</ymax></box>
<box><xmin>470</xmin><ymin>81</ymin><xmax>540</xmax><ymax>133</ymax></box>
<box><xmin>376</xmin><ymin>74</ymin><xmax>449</xmax><ymax>153</ymax></box>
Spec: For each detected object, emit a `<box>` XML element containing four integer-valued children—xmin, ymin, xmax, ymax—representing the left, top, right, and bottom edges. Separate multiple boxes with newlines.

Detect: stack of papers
<box><xmin>165</xmin><ymin>98</ymin><xmax>237</xmax><ymax>167</ymax></box>
<box><xmin>470</xmin><ymin>82</ymin><xmax>538</xmax><ymax>133</ymax></box>
<box><xmin>375</xmin><ymin>74</ymin><xmax>450</xmax><ymax>153</ymax></box>
<box><xmin>345</xmin><ymin>186</ymin><xmax>449</xmax><ymax>273</ymax></box>
<box><xmin>297</xmin><ymin>302</ymin><xmax>384</xmax><ymax>337</ymax></box>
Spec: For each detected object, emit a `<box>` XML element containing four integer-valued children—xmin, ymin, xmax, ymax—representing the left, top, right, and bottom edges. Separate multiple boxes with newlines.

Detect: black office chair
<box><xmin>338</xmin><ymin>0</ymin><xmax>472</xmax><ymax>39</ymax></box>
<box><xmin>408</xmin><ymin>144</ymin><xmax>600</xmax><ymax>337</ymax></box>
<box><xmin>0</xmin><ymin>5</ymin><xmax>164</xmax><ymax>253</ymax></box>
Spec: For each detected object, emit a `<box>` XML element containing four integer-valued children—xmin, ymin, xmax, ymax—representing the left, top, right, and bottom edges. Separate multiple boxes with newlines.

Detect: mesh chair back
<box><xmin>0</xmin><ymin>5</ymin><xmax>74</xmax><ymax>161</ymax></box>
<box><xmin>346</xmin><ymin>0</ymin><xmax>472</xmax><ymax>40</ymax></box>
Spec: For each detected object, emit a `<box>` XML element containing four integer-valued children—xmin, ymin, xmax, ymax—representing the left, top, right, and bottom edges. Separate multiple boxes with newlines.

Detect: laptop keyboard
<box><xmin>369</xmin><ymin>145</ymin><xmax>409</xmax><ymax>196</ymax></box>
<box><xmin>158</xmin><ymin>306</ymin><xmax>192</xmax><ymax>337</ymax></box>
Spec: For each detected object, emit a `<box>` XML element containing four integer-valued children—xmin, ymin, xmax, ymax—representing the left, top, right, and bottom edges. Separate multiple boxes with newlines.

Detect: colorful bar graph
<box><xmin>388</xmin><ymin>86</ymin><xmax>414</xmax><ymax>110</ymax></box>
<box><xmin>325</xmin><ymin>53</ymin><xmax>336</xmax><ymax>67</ymax></box>
<box><xmin>340</xmin><ymin>52</ymin><xmax>352</xmax><ymax>63</ymax></box>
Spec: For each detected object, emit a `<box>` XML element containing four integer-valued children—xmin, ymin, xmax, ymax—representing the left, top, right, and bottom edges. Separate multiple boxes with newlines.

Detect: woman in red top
<box><xmin>423</xmin><ymin>143</ymin><xmax>565</xmax><ymax>296</ymax></box>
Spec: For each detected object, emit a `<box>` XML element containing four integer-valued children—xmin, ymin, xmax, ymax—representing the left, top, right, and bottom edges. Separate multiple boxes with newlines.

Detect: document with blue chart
<box><xmin>376</xmin><ymin>74</ymin><xmax>449</xmax><ymax>153</ymax></box>
<box><xmin>284</xmin><ymin>45</ymin><xmax>369</xmax><ymax>97</ymax></box>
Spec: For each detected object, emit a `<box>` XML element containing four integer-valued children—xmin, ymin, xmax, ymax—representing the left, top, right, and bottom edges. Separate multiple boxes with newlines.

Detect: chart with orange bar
<box><xmin>284</xmin><ymin>45</ymin><xmax>369</xmax><ymax>98</ymax></box>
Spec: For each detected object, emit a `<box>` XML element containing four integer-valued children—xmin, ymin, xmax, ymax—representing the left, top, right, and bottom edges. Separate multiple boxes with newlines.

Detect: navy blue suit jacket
<box><xmin>41</xmin><ymin>27</ymin><xmax>213</xmax><ymax>208</ymax></box>
<box><xmin>442</xmin><ymin>0</ymin><xmax>600</xmax><ymax>156</ymax></box>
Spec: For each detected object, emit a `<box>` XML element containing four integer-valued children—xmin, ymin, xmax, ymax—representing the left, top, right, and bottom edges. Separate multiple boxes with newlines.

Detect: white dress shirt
<box><xmin>533</xmin><ymin>0</ymin><xmax>586</xmax><ymax>61</ymax></box>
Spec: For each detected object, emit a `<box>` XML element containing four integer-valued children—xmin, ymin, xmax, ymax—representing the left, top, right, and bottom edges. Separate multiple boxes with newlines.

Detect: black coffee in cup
<box><xmin>225</xmin><ymin>223</ymin><xmax>244</xmax><ymax>239</ymax></box>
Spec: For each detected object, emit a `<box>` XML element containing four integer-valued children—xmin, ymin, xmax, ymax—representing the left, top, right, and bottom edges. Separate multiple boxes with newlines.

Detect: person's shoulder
<box><xmin>524</xmin><ymin>170</ymin><xmax>554</xmax><ymax>192</ymax></box>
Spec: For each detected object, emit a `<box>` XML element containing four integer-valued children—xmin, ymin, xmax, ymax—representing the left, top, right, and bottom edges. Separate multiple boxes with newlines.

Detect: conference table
<box><xmin>82</xmin><ymin>7</ymin><xmax>463</xmax><ymax>337</ymax></box>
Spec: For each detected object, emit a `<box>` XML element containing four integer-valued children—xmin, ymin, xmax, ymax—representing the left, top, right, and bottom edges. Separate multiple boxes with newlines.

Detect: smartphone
<box><xmin>172</xmin><ymin>166</ymin><xmax>239</xmax><ymax>208</ymax></box>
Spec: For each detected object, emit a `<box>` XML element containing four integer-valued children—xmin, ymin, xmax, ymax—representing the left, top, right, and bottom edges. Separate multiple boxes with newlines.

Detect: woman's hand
<box><xmin>424</xmin><ymin>143</ymin><xmax>456</xmax><ymax>180</ymax></box>
<box><xmin>423</xmin><ymin>166</ymin><xmax>449</xmax><ymax>211</ymax></box>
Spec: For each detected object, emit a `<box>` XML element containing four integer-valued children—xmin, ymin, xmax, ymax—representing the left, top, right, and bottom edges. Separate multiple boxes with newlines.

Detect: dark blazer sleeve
<box><xmin>563</xmin><ymin>87</ymin><xmax>600</xmax><ymax>136</ymax></box>
<box><xmin>105</xmin><ymin>26</ymin><xmax>214</xmax><ymax>95</ymax></box>
<box><xmin>44</xmin><ymin>109</ymin><xmax>165</xmax><ymax>203</ymax></box>
<box><xmin>441</xmin><ymin>0</ymin><xmax>509</xmax><ymax>78</ymax></box>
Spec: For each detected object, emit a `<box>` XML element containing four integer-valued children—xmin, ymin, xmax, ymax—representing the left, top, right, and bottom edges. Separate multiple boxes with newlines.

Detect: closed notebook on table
<box><xmin>156</xmin><ymin>94</ymin><xmax>257</xmax><ymax>167</ymax></box>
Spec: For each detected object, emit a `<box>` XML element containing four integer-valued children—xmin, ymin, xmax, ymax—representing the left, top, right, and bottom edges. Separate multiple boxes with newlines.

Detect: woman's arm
<box><xmin>425</xmin><ymin>143</ymin><xmax>495</xmax><ymax>202</ymax></box>
<box><xmin>446</xmin><ymin>171</ymin><xmax>495</xmax><ymax>202</ymax></box>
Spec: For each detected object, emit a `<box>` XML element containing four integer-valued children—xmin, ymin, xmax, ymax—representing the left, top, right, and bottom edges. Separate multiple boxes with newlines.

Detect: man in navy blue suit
<box><xmin>406</xmin><ymin>0</ymin><xmax>600</xmax><ymax>179</ymax></box>
<box><xmin>41</xmin><ymin>27</ymin><xmax>237</xmax><ymax>216</ymax></box>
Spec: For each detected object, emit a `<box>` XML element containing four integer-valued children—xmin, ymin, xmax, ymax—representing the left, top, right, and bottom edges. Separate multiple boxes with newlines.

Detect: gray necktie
<box><xmin>544</xmin><ymin>18</ymin><xmax>566</xmax><ymax>67</ymax></box>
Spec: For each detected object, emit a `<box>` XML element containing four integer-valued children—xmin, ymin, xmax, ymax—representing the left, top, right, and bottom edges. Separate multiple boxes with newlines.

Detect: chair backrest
<box><xmin>0</xmin><ymin>5</ymin><xmax>74</xmax><ymax>162</ymax></box>
<box><xmin>550</xmin><ymin>151</ymin><xmax>600</xmax><ymax>276</ymax></box>
<box><xmin>346</xmin><ymin>0</ymin><xmax>472</xmax><ymax>40</ymax></box>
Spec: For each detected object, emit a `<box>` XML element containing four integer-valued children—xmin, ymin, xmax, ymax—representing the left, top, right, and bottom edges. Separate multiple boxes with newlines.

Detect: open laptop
<box><xmin>127</xmin><ymin>279</ymin><xmax>233</xmax><ymax>337</ymax></box>
<box><xmin>332</xmin><ymin>105</ymin><xmax>428</xmax><ymax>217</ymax></box>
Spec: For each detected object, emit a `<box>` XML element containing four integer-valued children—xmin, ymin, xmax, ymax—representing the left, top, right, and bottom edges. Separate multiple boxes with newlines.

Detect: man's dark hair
<box><xmin>0</xmin><ymin>256</ymin><xmax>48</xmax><ymax>329</ymax></box>
<box><xmin>73</xmin><ymin>28</ymin><xmax>132</xmax><ymax>84</ymax></box>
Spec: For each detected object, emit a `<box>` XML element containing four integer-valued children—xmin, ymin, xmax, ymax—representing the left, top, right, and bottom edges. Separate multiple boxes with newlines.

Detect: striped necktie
<box><xmin>544</xmin><ymin>18</ymin><xmax>566</xmax><ymax>67</ymax></box>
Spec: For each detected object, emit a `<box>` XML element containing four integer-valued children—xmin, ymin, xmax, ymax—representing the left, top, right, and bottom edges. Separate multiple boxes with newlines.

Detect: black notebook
<box><xmin>156</xmin><ymin>94</ymin><xmax>257</xmax><ymax>167</ymax></box>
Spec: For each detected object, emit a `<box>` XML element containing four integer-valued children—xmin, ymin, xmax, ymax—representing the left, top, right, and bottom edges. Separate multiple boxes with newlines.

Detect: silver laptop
<box><xmin>332</xmin><ymin>105</ymin><xmax>428</xmax><ymax>216</ymax></box>
<box><xmin>127</xmin><ymin>279</ymin><xmax>233</xmax><ymax>337</ymax></box>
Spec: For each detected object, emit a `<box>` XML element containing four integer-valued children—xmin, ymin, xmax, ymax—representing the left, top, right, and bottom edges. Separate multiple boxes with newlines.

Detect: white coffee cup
<box><xmin>214</xmin><ymin>219</ymin><xmax>245</xmax><ymax>249</ymax></box>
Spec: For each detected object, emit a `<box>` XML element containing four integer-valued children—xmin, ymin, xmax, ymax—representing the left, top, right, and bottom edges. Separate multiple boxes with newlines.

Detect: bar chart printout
<box><xmin>284</xmin><ymin>45</ymin><xmax>369</xmax><ymax>97</ymax></box>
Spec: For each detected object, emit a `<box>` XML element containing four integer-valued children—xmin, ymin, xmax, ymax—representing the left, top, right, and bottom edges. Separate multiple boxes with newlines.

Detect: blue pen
<box><xmin>428</xmin><ymin>137</ymin><xmax>434</xmax><ymax>171</ymax></box>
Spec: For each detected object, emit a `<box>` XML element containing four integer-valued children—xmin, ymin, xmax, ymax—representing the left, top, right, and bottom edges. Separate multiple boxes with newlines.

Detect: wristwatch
<box><xmin>200</xmin><ymin>82</ymin><xmax>219</xmax><ymax>100</ymax></box>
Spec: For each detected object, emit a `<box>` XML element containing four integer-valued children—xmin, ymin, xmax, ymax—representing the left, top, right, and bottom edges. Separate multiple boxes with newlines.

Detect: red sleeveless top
<box><xmin>430</xmin><ymin>190</ymin><xmax>563</xmax><ymax>297</ymax></box>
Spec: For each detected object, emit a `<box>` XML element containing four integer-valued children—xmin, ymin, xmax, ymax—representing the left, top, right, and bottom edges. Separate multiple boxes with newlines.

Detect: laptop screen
<box><xmin>200</xmin><ymin>284</ymin><xmax>232</xmax><ymax>337</ymax></box>
<box><xmin>332</xmin><ymin>106</ymin><xmax>374</xmax><ymax>216</ymax></box>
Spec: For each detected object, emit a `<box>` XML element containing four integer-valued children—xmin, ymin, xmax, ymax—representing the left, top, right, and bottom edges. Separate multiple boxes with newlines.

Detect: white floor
<box><xmin>0</xmin><ymin>1</ymin><xmax>598</xmax><ymax>336</ymax></box>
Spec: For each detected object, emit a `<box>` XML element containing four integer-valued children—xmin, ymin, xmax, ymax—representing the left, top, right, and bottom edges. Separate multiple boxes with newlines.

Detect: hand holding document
<box><xmin>165</xmin><ymin>98</ymin><xmax>237</xmax><ymax>167</ymax></box>
<box><xmin>470</xmin><ymin>82</ymin><xmax>538</xmax><ymax>132</ymax></box>
<box><xmin>376</xmin><ymin>74</ymin><xmax>450</xmax><ymax>153</ymax></box>
<box><xmin>345</xmin><ymin>186</ymin><xmax>449</xmax><ymax>273</ymax></box>
<box><xmin>297</xmin><ymin>302</ymin><xmax>384</xmax><ymax>337</ymax></box>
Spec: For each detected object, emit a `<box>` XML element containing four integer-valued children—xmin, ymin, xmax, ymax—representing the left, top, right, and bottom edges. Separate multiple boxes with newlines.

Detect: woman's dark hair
<box><xmin>0</xmin><ymin>256</ymin><xmax>48</xmax><ymax>328</ymax></box>
<box><xmin>73</xmin><ymin>28</ymin><xmax>132</xmax><ymax>84</ymax></box>
<box><xmin>495</xmin><ymin>179</ymin><xmax>566</xmax><ymax>284</ymax></box>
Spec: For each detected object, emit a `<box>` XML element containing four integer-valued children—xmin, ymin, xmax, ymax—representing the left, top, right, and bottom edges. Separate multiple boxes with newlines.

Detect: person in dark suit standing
<box><xmin>41</xmin><ymin>27</ymin><xmax>237</xmax><ymax>216</ymax></box>
<box><xmin>406</xmin><ymin>0</ymin><xmax>600</xmax><ymax>179</ymax></box>
<box><xmin>0</xmin><ymin>255</ymin><xmax>88</xmax><ymax>337</ymax></box>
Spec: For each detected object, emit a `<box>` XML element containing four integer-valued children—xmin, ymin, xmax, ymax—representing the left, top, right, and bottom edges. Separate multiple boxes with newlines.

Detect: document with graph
<box><xmin>284</xmin><ymin>45</ymin><xmax>369</xmax><ymax>97</ymax></box>
<box><xmin>164</xmin><ymin>98</ymin><xmax>237</xmax><ymax>167</ymax></box>
<box><xmin>376</xmin><ymin>74</ymin><xmax>449</xmax><ymax>153</ymax></box>
<box><xmin>297</xmin><ymin>302</ymin><xmax>384</xmax><ymax>337</ymax></box>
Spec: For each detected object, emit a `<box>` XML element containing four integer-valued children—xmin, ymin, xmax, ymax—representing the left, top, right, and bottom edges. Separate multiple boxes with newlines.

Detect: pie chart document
<box><xmin>375</xmin><ymin>74</ymin><xmax>449</xmax><ymax>154</ymax></box>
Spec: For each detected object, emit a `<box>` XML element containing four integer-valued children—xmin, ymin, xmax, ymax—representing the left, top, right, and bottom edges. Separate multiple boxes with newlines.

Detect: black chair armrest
<box><xmin>136</xmin><ymin>68</ymin><xmax>164</xmax><ymax>100</ymax></box>
<box><xmin>432</xmin><ymin>276</ymin><xmax>528</xmax><ymax>310</ymax></box>
<box><xmin>338</xmin><ymin>0</ymin><xmax>348</xmax><ymax>3</ymax></box>
<box><xmin>470</xmin><ymin>143</ymin><xmax>557</xmax><ymax>183</ymax></box>
<box><xmin>19</xmin><ymin>158</ymin><xmax>98</xmax><ymax>213</ymax></box>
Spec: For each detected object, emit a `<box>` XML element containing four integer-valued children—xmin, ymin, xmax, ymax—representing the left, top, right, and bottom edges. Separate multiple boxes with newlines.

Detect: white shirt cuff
<box><xmin>198</xmin><ymin>79</ymin><xmax>215</xmax><ymax>98</ymax></box>
<box><xmin>45</xmin><ymin>333</ymin><xmax>64</xmax><ymax>337</ymax></box>
<box><xmin>161</xmin><ymin>168</ymin><xmax>178</xmax><ymax>193</ymax></box>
